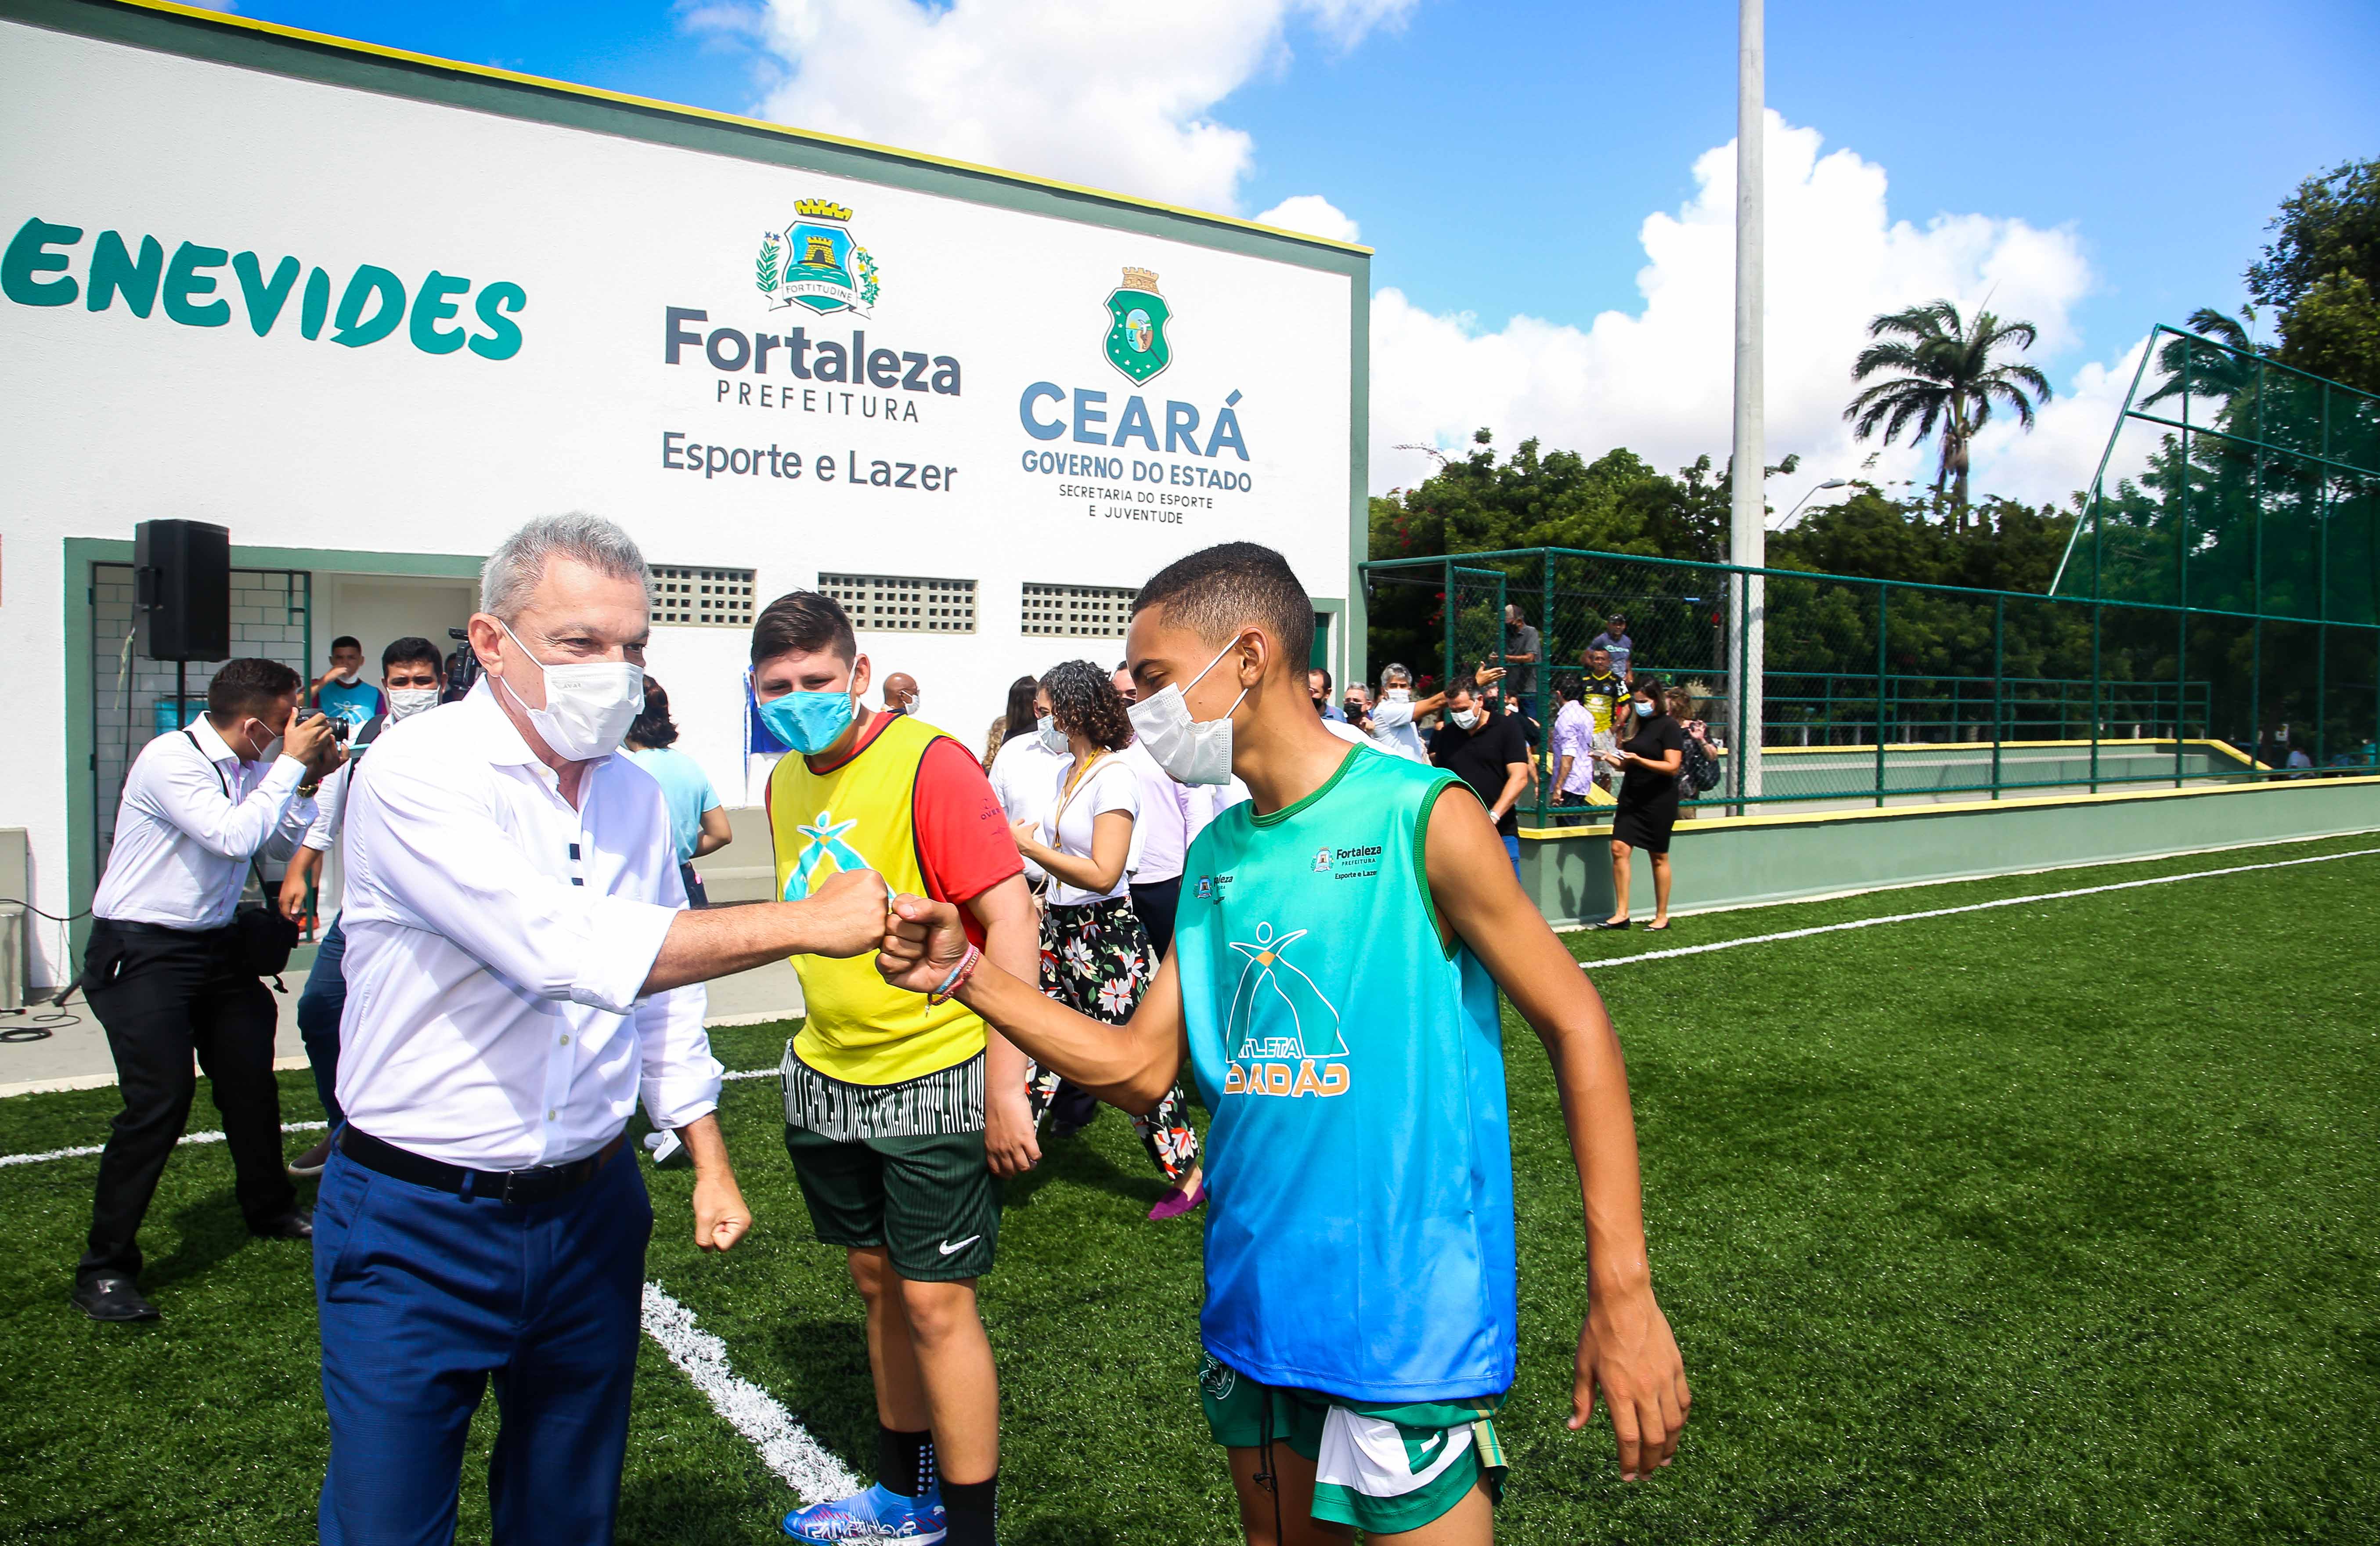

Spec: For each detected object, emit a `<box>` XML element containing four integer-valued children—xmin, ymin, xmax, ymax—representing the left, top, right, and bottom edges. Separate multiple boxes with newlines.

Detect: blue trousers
<box><xmin>314</xmin><ymin>1142</ymin><xmax>653</xmax><ymax>1546</ymax></box>
<box><xmin>296</xmin><ymin>918</ymin><xmax>347</xmax><ymax>1129</ymax></box>
<box><xmin>1502</xmin><ymin>833</ymin><xmax>1522</xmax><ymax>880</ymax></box>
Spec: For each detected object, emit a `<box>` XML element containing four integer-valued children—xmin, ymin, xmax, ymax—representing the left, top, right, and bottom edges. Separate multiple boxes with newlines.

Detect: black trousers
<box><xmin>79</xmin><ymin>919</ymin><xmax>294</xmax><ymax>1285</ymax></box>
<box><xmin>1129</xmin><ymin>874</ymin><xmax>1183</xmax><ymax>962</ymax></box>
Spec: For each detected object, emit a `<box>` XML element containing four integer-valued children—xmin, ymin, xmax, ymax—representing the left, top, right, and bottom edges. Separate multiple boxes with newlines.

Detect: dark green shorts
<box><xmin>783</xmin><ymin>1123</ymin><xmax>999</xmax><ymax>1281</ymax></box>
<box><xmin>1197</xmin><ymin>1352</ymin><xmax>1505</xmax><ymax>1535</ymax></box>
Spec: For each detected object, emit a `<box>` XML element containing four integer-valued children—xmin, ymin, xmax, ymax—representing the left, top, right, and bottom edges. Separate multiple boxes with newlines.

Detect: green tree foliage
<box><xmin>2249</xmin><ymin>159</ymin><xmax>2380</xmax><ymax>393</ymax></box>
<box><xmin>1844</xmin><ymin>299</ymin><xmax>2053</xmax><ymax>526</ymax></box>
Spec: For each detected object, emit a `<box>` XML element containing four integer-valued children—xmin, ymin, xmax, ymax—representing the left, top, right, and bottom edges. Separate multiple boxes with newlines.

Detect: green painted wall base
<box><xmin>1520</xmin><ymin>778</ymin><xmax>2380</xmax><ymax>928</ymax></box>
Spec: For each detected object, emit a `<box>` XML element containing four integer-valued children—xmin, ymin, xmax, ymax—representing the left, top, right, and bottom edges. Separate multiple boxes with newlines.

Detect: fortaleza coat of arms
<box><xmin>756</xmin><ymin>198</ymin><xmax>880</xmax><ymax>318</ymax></box>
<box><xmin>1103</xmin><ymin>266</ymin><xmax>1172</xmax><ymax>384</ymax></box>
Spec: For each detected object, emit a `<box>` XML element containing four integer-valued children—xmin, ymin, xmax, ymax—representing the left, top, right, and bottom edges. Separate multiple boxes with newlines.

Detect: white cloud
<box><xmin>1371</xmin><ymin>112</ymin><xmax>2117</xmax><ymax>509</ymax></box>
<box><xmin>1254</xmin><ymin>194</ymin><xmax>1360</xmax><ymax>243</ymax></box>
<box><xmin>740</xmin><ymin>0</ymin><xmax>1414</xmax><ymax>211</ymax></box>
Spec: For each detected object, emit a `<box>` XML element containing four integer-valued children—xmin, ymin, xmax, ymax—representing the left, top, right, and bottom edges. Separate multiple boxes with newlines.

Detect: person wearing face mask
<box><xmin>310</xmin><ymin>634</ymin><xmax>387</xmax><ymax>731</ymax></box>
<box><xmin>1594</xmin><ymin>676</ymin><xmax>1688</xmax><ymax>931</ymax></box>
<box><xmin>317</xmin><ymin>517</ymin><xmax>892</xmax><ymax>1545</ymax></box>
<box><xmin>1010</xmin><ymin>662</ymin><xmax>1205</xmax><ymax>1218</ymax></box>
<box><xmin>1364</xmin><ymin>661</ymin><xmax>1504</xmax><ymax>763</ymax></box>
<box><xmin>73</xmin><ymin>656</ymin><xmax>343</xmax><ymax>1322</ymax></box>
<box><xmin>988</xmin><ymin>673</ymin><xmax>1066</xmax><ymax>854</ymax></box>
<box><xmin>882</xmin><ymin>671</ymin><xmax>921</xmax><ymax>717</ymax></box>
<box><xmin>876</xmin><ymin>541</ymin><xmax>1692</xmax><ymax>1541</ymax></box>
<box><xmin>750</xmin><ymin>589</ymin><xmax>1039</xmax><ymax>1546</ymax></box>
<box><xmin>1430</xmin><ymin>683</ymin><xmax>1534</xmax><ymax>879</ymax></box>
<box><xmin>274</xmin><ymin>636</ymin><xmax>448</xmax><ymax>1178</ymax></box>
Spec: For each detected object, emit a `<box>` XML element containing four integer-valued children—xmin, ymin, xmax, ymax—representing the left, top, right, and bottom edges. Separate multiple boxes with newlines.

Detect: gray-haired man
<box><xmin>314</xmin><ymin>513</ymin><xmax>892</xmax><ymax>1545</ymax></box>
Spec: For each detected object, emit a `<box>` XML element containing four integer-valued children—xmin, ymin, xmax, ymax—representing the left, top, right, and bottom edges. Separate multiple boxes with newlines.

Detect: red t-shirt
<box><xmin>802</xmin><ymin>711</ymin><xmax>1020</xmax><ymax>944</ymax></box>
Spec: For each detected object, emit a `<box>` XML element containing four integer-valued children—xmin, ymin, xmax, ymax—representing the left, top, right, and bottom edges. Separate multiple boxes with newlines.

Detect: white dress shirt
<box><xmin>1117</xmin><ymin>738</ymin><xmax>1193</xmax><ymax>885</ymax></box>
<box><xmin>91</xmin><ymin>716</ymin><xmax>317</xmax><ymax>930</ymax></box>
<box><xmin>335</xmin><ymin>680</ymin><xmax>720</xmax><ymax>1169</ymax></box>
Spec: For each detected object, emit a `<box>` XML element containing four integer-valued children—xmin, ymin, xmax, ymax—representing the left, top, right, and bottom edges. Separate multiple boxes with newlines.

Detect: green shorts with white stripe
<box><xmin>1197</xmin><ymin>1351</ymin><xmax>1506</xmax><ymax>1535</ymax></box>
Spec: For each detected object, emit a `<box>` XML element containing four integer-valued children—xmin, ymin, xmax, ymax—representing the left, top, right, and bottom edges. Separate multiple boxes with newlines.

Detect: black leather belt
<box><xmin>94</xmin><ymin>918</ymin><xmax>231</xmax><ymax>939</ymax></box>
<box><xmin>340</xmin><ymin>1126</ymin><xmax>627</xmax><ymax>1206</ymax></box>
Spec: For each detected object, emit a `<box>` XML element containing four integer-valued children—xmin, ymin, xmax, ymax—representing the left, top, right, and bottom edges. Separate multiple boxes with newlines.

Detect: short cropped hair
<box><xmin>329</xmin><ymin>635</ymin><xmax>362</xmax><ymax>654</ymax></box>
<box><xmin>1132</xmin><ymin>542</ymin><xmax>1311</xmax><ymax>664</ymax></box>
<box><xmin>1041</xmin><ymin>659</ymin><xmax>1132</xmax><ymax>752</ymax></box>
<box><xmin>480</xmin><ymin>513</ymin><xmax>651</xmax><ymax>622</ymax></box>
<box><xmin>751</xmin><ymin>589</ymin><xmax>856</xmax><ymax>665</ymax></box>
<box><xmin>381</xmin><ymin>635</ymin><xmax>444</xmax><ymax>675</ymax></box>
<box><xmin>206</xmin><ymin>657</ymin><xmax>301</xmax><ymax>724</ymax></box>
<box><xmin>1309</xmin><ymin>665</ymin><xmax>1332</xmax><ymax>692</ymax></box>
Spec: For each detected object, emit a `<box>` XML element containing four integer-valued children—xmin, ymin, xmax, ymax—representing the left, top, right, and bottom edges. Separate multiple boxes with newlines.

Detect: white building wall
<box><xmin>0</xmin><ymin>18</ymin><xmax>1359</xmax><ymax>987</ymax></box>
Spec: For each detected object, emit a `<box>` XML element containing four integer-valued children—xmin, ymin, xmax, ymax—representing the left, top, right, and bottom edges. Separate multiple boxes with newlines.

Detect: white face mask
<box><xmin>1127</xmin><ymin>638</ymin><xmax>1249</xmax><ymax>786</ymax></box>
<box><xmin>1451</xmin><ymin>707</ymin><xmax>1481</xmax><ymax>730</ymax></box>
<box><xmin>332</xmin><ymin>668</ymin><xmax>360</xmax><ymax>686</ymax></box>
<box><xmin>1385</xmin><ymin>686</ymin><xmax>1411</xmax><ymax>701</ymax></box>
<box><xmin>492</xmin><ymin>618</ymin><xmax>645</xmax><ymax>762</ymax></box>
<box><xmin>388</xmin><ymin>686</ymin><xmax>440</xmax><ymax>722</ymax></box>
<box><xmin>1035</xmin><ymin>715</ymin><xmax>1068</xmax><ymax>756</ymax></box>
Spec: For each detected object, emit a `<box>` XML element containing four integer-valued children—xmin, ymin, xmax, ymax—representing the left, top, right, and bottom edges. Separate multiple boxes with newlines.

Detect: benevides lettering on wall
<box><xmin>1</xmin><ymin>217</ymin><xmax>525</xmax><ymax>359</ymax></box>
<box><xmin>663</xmin><ymin>309</ymin><xmax>959</xmax><ymax>393</ymax></box>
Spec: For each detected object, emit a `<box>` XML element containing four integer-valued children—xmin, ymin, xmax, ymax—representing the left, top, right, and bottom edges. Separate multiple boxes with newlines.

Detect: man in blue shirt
<box><xmin>310</xmin><ymin>636</ymin><xmax>387</xmax><ymax>731</ymax></box>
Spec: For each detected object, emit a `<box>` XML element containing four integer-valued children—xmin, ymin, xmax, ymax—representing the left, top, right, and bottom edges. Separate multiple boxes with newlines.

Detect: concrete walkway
<box><xmin>0</xmin><ymin>957</ymin><xmax>804</xmax><ymax>1100</ymax></box>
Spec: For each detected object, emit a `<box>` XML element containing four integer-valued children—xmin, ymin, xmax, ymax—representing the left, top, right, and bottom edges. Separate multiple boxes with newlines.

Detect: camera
<box><xmin>443</xmin><ymin>625</ymin><xmax>483</xmax><ymax>702</ymax></box>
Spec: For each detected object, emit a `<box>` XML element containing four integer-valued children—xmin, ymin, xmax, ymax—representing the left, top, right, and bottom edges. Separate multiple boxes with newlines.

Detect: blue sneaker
<box><xmin>781</xmin><ymin>1483</ymin><xmax>946</xmax><ymax>1542</ymax></box>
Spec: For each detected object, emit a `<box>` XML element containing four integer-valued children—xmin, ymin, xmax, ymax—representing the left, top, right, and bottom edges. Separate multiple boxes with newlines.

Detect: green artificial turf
<box><xmin>1</xmin><ymin>833</ymin><xmax>2375</xmax><ymax>1542</ymax></box>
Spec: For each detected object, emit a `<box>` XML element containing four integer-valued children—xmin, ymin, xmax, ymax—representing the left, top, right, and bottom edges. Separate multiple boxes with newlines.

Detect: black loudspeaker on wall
<box><xmin>133</xmin><ymin>519</ymin><xmax>231</xmax><ymax>661</ymax></box>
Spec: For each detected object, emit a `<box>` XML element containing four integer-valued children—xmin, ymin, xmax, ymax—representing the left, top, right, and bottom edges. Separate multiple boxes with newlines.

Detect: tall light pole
<box><xmin>1727</xmin><ymin>0</ymin><xmax>1766</xmax><ymax>807</ymax></box>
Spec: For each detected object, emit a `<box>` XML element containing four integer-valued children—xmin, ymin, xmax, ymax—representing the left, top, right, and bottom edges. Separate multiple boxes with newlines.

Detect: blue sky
<box><xmin>207</xmin><ymin>0</ymin><xmax>2379</xmax><ymax>497</ymax></box>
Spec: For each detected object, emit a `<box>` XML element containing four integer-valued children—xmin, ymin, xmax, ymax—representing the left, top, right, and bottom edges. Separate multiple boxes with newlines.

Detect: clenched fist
<box><xmin>803</xmin><ymin>866</ymin><xmax>891</xmax><ymax>957</ymax></box>
<box><xmin>877</xmin><ymin>893</ymin><xmax>971</xmax><ymax>994</ymax></box>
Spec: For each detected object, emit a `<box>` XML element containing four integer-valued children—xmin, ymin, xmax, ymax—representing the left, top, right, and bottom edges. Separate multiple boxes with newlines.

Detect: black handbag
<box><xmin>188</xmin><ymin>730</ymin><xmax>303</xmax><ymax>979</ymax></box>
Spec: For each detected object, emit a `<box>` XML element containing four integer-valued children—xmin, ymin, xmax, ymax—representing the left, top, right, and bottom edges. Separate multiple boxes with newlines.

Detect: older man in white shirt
<box><xmin>74</xmin><ymin>657</ymin><xmax>341</xmax><ymax>1323</ymax></box>
<box><xmin>315</xmin><ymin>514</ymin><xmax>889</xmax><ymax>1546</ymax></box>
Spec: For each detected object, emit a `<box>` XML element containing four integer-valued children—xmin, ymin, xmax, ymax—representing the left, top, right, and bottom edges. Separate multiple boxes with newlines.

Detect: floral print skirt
<box><xmin>1030</xmin><ymin>894</ymin><xmax>1201</xmax><ymax>1184</ymax></box>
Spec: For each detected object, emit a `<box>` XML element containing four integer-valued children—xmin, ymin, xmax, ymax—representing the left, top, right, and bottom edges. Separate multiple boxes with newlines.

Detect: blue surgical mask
<box><xmin>760</xmin><ymin>686</ymin><xmax>856</xmax><ymax>755</ymax></box>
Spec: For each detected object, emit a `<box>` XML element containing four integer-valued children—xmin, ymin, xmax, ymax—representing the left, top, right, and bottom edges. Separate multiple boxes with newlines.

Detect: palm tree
<box><xmin>1844</xmin><ymin>299</ymin><xmax>2052</xmax><ymax>528</ymax></box>
<box><xmin>2140</xmin><ymin>306</ymin><xmax>2259</xmax><ymax>410</ymax></box>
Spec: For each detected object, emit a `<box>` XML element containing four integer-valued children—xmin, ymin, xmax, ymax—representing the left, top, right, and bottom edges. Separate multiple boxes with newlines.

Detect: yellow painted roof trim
<box><xmin>1516</xmin><ymin>772</ymin><xmax>2380</xmax><ymax>840</ymax></box>
<box><xmin>96</xmin><ymin>0</ymin><xmax>1374</xmax><ymax>257</ymax></box>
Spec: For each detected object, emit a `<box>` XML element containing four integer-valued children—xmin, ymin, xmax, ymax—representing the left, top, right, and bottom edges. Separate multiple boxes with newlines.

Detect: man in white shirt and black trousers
<box><xmin>75</xmin><ymin>657</ymin><xmax>343</xmax><ymax>1323</ymax></box>
<box><xmin>316</xmin><ymin>514</ymin><xmax>890</xmax><ymax>1546</ymax></box>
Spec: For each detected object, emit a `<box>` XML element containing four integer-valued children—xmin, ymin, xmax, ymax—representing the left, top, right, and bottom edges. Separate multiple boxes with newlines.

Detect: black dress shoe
<box><xmin>250</xmin><ymin>1208</ymin><xmax>314</xmax><ymax>1241</ymax></box>
<box><xmin>72</xmin><ymin>1275</ymin><xmax>159</xmax><ymax>1322</ymax></box>
<box><xmin>1591</xmin><ymin>918</ymin><xmax>1633</xmax><ymax>931</ymax></box>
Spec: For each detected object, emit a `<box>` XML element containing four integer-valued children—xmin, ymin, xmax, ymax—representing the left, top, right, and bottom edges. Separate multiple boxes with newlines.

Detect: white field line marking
<box><xmin>0</xmin><ymin>1119</ymin><xmax>331</xmax><ymax>1168</ymax></box>
<box><xmin>640</xmin><ymin>1280</ymin><xmax>862</xmax><ymax>1504</ymax></box>
<box><xmin>1586</xmin><ymin>845</ymin><xmax>2380</xmax><ymax>970</ymax></box>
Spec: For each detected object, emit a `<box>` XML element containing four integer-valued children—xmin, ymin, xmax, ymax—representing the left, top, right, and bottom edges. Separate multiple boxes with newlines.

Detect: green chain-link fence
<box><xmin>1360</xmin><ymin>546</ymin><xmax>2375</xmax><ymax>828</ymax></box>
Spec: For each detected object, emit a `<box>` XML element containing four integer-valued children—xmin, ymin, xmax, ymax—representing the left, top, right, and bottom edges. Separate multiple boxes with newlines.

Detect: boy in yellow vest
<box><xmin>753</xmin><ymin>591</ymin><xmax>1039</xmax><ymax>1546</ymax></box>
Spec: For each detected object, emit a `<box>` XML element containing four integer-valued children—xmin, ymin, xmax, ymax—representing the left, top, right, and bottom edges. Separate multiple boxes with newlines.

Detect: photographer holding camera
<box><xmin>72</xmin><ymin>658</ymin><xmax>344</xmax><ymax>1322</ymax></box>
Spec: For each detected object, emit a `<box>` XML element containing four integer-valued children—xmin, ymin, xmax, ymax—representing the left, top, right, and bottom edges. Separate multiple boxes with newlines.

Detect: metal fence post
<box><xmin>1991</xmin><ymin>595</ymin><xmax>2004</xmax><ymax>800</ymax></box>
<box><xmin>2090</xmin><ymin>603</ymin><xmax>2103</xmax><ymax>794</ymax></box>
<box><xmin>1874</xmin><ymin>583</ymin><xmax>1889</xmax><ymax>808</ymax></box>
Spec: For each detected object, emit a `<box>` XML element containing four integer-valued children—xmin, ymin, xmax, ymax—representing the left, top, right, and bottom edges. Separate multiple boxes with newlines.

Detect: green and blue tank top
<box><xmin>1176</xmin><ymin>747</ymin><xmax>1516</xmax><ymax>1403</ymax></box>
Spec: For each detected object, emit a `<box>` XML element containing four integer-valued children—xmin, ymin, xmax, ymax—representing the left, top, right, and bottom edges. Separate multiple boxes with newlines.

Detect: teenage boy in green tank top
<box><xmin>877</xmin><ymin>543</ymin><xmax>1690</xmax><ymax>1544</ymax></box>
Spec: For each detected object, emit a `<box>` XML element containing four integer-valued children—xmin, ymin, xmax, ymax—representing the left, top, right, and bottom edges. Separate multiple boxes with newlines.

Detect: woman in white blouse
<box><xmin>1008</xmin><ymin>660</ymin><xmax>1205</xmax><ymax>1219</ymax></box>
